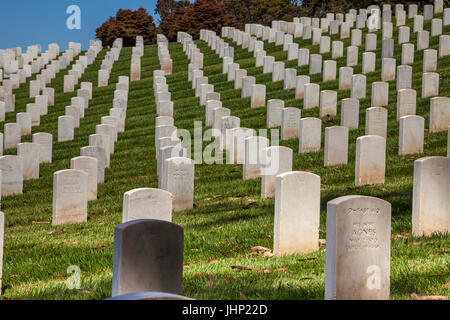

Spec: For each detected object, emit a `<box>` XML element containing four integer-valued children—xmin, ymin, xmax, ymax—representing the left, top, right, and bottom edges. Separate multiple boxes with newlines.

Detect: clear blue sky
<box><xmin>0</xmin><ymin>0</ymin><xmax>159</xmax><ymax>51</ymax></box>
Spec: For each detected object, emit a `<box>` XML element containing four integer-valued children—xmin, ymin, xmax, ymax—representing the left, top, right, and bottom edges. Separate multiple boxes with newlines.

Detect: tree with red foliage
<box><xmin>160</xmin><ymin>0</ymin><xmax>237</xmax><ymax>41</ymax></box>
<box><xmin>96</xmin><ymin>8</ymin><xmax>157</xmax><ymax>47</ymax></box>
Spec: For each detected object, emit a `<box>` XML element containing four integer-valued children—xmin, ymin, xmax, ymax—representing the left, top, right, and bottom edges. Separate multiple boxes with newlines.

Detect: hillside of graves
<box><xmin>0</xmin><ymin>3</ymin><xmax>449</xmax><ymax>300</ymax></box>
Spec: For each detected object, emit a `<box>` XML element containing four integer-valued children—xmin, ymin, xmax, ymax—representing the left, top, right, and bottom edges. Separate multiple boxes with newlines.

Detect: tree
<box><xmin>160</xmin><ymin>0</ymin><xmax>237</xmax><ymax>41</ymax></box>
<box><xmin>155</xmin><ymin>0</ymin><xmax>176</xmax><ymax>22</ymax></box>
<box><xmin>96</xmin><ymin>8</ymin><xmax>157</xmax><ymax>47</ymax></box>
<box><xmin>155</xmin><ymin>0</ymin><xmax>191</xmax><ymax>23</ymax></box>
<box><xmin>224</xmin><ymin>0</ymin><xmax>303</xmax><ymax>29</ymax></box>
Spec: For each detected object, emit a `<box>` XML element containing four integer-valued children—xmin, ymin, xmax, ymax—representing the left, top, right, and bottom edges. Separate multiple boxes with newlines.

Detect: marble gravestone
<box><xmin>355</xmin><ymin>136</ymin><xmax>386</xmax><ymax>186</ymax></box>
<box><xmin>412</xmin><ymin>157</ymin><xmax>450</xmax><ymax>237</ymax></box>
<box><xmin>32</xmin><ymin>133</ymin><xmax>52</xmax><ymax>164</ymax></box>
<box><xmin>164</xmin><ymin>157</ymin><xmax>194</xmax><ymax>211</ymax></box>
<box><xmin>17</xmin><ymin>143</ymin><xmax>40</xmax><ymax>180</ymax></box>
<box><xmin>52</xmin><ymin>169</ymin><xmax>88</xmax><ymax>226</ymax></box>
<box><xmin>122</xmin><ymin>188</ymin><xmax>173</xmax><ymax>223</ymax></box>
<box><xmin>0</xmin><ymin>155</ymin><xmax>23</xmax><ymax>196</ymax></box>
<box><xmin>261</xmin><ymin>146</ymin><xmax>293</xmax><ymax>198</ymax></box>
<box><xmin>71</xmin><ymin>156</ymin><xmax>98</xmax><ymax>201</ymax></box>
<box><xmin>112</xmin><ymin>219</ymin><xmax>183</xmax><ymax>297</ymax></box>
<box><xmin>243</xmin><ymin>136</ymin><xmax>270</xmax><ymax>180</ymax></box>
<box><xmin>324</xmin><ymin>126</ymin><xmax>349</xmax><ymax>167</ymax></box>
<box><xmin>274</xmin><ymin>171</ymin><xmax>320</xmax><ymax>256</ymax></box>
<box><xmin>399</xmin><ymin>115</ymin><xmax>424</xmax><ymax>155</ymax></box>
<box><xmin>325</xmin><ymin>195</ymin><xmax>391</xmax><ymax>300</ymax></box>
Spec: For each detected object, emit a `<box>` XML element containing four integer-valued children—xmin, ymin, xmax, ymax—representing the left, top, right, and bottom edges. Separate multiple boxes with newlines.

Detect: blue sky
<box><xmin>0</xmin><ymin>0</ymin><xmax>159</xmax><ymax>51</ymax></box>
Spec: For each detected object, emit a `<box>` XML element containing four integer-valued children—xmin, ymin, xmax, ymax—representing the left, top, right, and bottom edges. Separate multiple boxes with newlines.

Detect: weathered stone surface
<box><xmin>398</xmin><ymin>26</ymin><xmax>410</xmax><ymax>44</ymax></box>
<box><xmin>365</xmin><ymin>107</ymin><xmax>388</xmax><ymax>139</ymax></box>
<box><xmin>65</xmin><ymin>106</ymin><xmax>80</xmax><ymax>128</ymax></box>
<box><xmin>320</xmin><ymin>90</ymin><xmax>337</xmax><ymax>117</ymax></box>
<box><xmin>4</xmin><ymin>123</ymin><xmax>21</xmax><ymax>150</ymax></box>
<box><xmin>71</xmin><ymin>156</ymin><xmax>98</xmax><ymax>201</ymax></box>
<box><xmin>89</xmin><ymin>134</ymin><xmax>111</xmax><ymax>168</ymax></box>
<box><xmin>371</xmin><ymin>82</ymin><xmax>389</xmax><ymax>107</ymax></box>
<box><xmin>417</xmin><ymin>30</ymin><xmax>430</xmax><ymax>50</ymax></box>
<box><xmin>80</xmin><ymin>146</ymin><xmax>106</xmax><ymax>184</ymax></box>
<box><xmin>58</xmin><ymin>116</ymin><xmax>74</xmax><ymax>142</ymax></box>
<box><xmin>309</xmin><ymin>54</ymin><xmax>322</xmax><ymax>74</ymax></box>
<box><xmin>396</xmin><ymin>65</ymin><xmax>412</xmax><ymax>90</ymax></box>
<box><xmin>284</xmin><ymin>68</ymin><xmax>297</xmax><ymax>89</ymax></box>
<box><xmin>396</xmin><ymin>88</ymin><xmax>417</xmax><ymax>120</ymax></box>
<box><xmin>243</xmin><ymin>136</ymin><xmax>270</xmax><ymax>180</ymax></box>
<box><xmin>163</xmin><ymin>157</ymin><xmax>194</xmax><ymax>211</ymax></box>
<box><xmin>52</xmin><ymin>169</ymin><xmax>88</xmax><ymax>226</ymax></box>
<box><xmin>295</xmin><ymin>75</ymin><xmax>310</xmax><ymax>99</ymax></box>
<box><xmin>17</xmin><ymin>142</ymin><xmax>39</xmax><ymax>180</ymax></box>
<box><xmin>266</xmin><ymin>99</ymin><xmax>284</xmax><ymax>128</ymax></box>
<box><xmin>380</xmin><ymin>58</ymin><xmax>396</xmax><ymax>82</ymax></box>
<box><xmin>423</xmin><ymin>49</ymin><xmax>437</xmax><ymax>72</ymax></box>
<box><xmin>401</xmin><ymin>43</ymin><xmax>414</xmax><ymax>65</ymax></box>
<box><xmin>112</xmin><ymin>219</ymin><xmax>183</xmax><ymax>297</ymax></box>
<box><xmin>347</xmin><ymin>46</ymin><xmax>359</xmax><ymax>67</ymax></box>
<box><xmin>412</xmin><ymin>156</ymin><xmax>450</xmax><ymax>237</ymax></box>
<box><xmin>250</xmin><ymin>84</ymin><xmax>266</xmax><ymax>108</ymax></box>
<box><xmin>323</xmin><ymin>60</ymin><xmax>336</xmax><ymax>82</ymax></box>
<box><xmin>366</xmin><ymin>33</ymin><xmax>377</xmax><ymax>51</ymax></box>
<box><xmin>399</xmin><ymin>115</ymin><xmax>424</xmax><ymax>155</ymax></box>
<box><xmin>381</xmin><ymin>38</ymin><xmax>394</xmax><ymax>58</ymax></box>
<box><xmin>299</xmin><ymin>118</ymin><xmax>322</xmax><ymax>153</ymax></box>
<box><xmin>16</xmin><ymin>112</ymin><xmax>32</xmax><ymax>136</ymax></box>
<box><xmin>332</xmin><ymin>41</ymin><xmax>344</xmax><ymax>59</ymax></box>
<box><xmin>355</xmin><ymin>135</ymin><xmax>386</xmax><ymax>186</ymax></box>
<box><xmin>362</xmin><ymin>52</ymin><xmax>376</xmax><ymax>74</ymax></box>
<box><xmin>274</xmin><ymin>171</ymin><xmax>320</xmax><ymax>256</ymax></box>
<box><xmin>0</xmin><ymin>155</ymin><xmax>23</xmax><ymax>195</ymax></box>
<box><xmin>421</xmin><ymin>72</ymin><xmax>439</xmax><ymax>98</ymax></box>
<box><xmin>324</xmin><ymin>126</ymin><xmax>349</xmax><ymax>167</ymax></box>
<box><xmin>325</xmin><ymin>195</ymin><xmax>391</xmax><ymax>300</ymax></box>
<box><xmin>351</xmin><ymin>74</ymin><xmax>366</xmax><ymax>99</ymax></box>
<box><xmin>429</xmin><ymin>97</ymin><xmax>450</xmax><ymax>132</ymax></box>
<box><xmin>261</xmin><ymin>146</ymin><xmax>293</xmax><ymax>198</ymax></box>
<box><xmin>96</xmin><ymin>124</ymin><xmax>117</xmax><ymax>153</ymax></box>
<box><xmin>339</xmin><ymin>67</ymin><xmax>353</xmax><ymax>90</ymax></box>
<box><xmin>341</xmin><ymin>98</ymin><xmax>360</xmax><ymax>129</ymax></box>
<box><xmin>439</xmin><ymin>35</ymin><xmax>450</xmax><ymax>56</ymax></box>
<box><xmin>122</xmin><ymin>188</ymin><xmax>172</xmax><ymax>223</ymax></box>
<box><xmin>303</xmin><ymin>83</ymin><xmax>320</xmax><ymax>109</ymax></box>
<box><xmin>281</xmin><ymin>107</ymin><xmax>301</xmax><ymax>140</ymax></box>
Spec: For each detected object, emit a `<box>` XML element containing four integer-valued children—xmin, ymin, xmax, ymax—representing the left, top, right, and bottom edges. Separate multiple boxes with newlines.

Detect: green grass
<box><xmin>0</xmin><ymin>13</ymin><xmax>449</xmax><ymax>300</ymax></box>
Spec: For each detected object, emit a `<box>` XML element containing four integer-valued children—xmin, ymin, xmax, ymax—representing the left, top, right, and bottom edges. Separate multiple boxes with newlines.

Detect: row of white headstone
<box><xmin>1</xmin><ymin>43</ymin><xmax>77</xmax><ymax>116</ymax></box>
<box><xmin>209</xmin><ymin>17</ymin><xmax>450</xmax><ymax>156</ymax></box>
<box><xmin>0</xmin><ymin>43</ymin><xmax>104</xmax><ymax>198</ymax></box>
<box><xmin>131</xmin><ymin>36</ymin><xmax>144</xmax><ymax>81</ymax></box>
<box><xmin>63</xmin><ymin>41</ymin><xmax>102</xmax><ymax>93</ymax></box>
<box><xmin>238</xmin><ymin>1</ymin><xmax>445</xmax><ymax>45</ymax></box>
<box><xmin>0</xmin><ymin>41</ymin><xmax>128</xmax><ymax>295</ymax></box>
<box><xmin>206</xmin><ymin>14</ymin><xmax>448</xmax><ymax>197</ymax></box>
<box><xmin>157</xmin><ymin>34</ymin><xmax>173</xmax><ymax>75</ymax></box>
<box><xmin>52</xmin><ymin>75</ymin><xmax>128</xmax><ymax>226</ymax></box>
<box><xmin>153</xmin><ymin>39</ymin><xmax>194</xmax><ymax>212</ymax></box>
<box><xmin>98</xmin><ymin>38</ymin><xmax>122</xmax><ymax>87</ymax></box>
<box><xmin>108</xmin><ymin>151</ymin><xmax>449</xmax><ymax>299</ymax></box>
<box><xmin>2</xmin><ymin>41</ymin><xmax>104</xmax><ymax>154</ymax></box>
<box><xmin>111</xmin><ymin>1</ymin><xmax>448</xmax><ymax>301</ymax></box>
<box><xmin>203</xmin><ymin>29</ymin><xmax>374</xmax><ymax>188</ymax></box>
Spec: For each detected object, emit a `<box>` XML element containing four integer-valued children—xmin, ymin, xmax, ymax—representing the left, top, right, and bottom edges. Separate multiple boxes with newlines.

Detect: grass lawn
<box><xmin>0</xmin><ymin>13</ymin><xmax>449</xmax><ymax>300</ymax></box>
